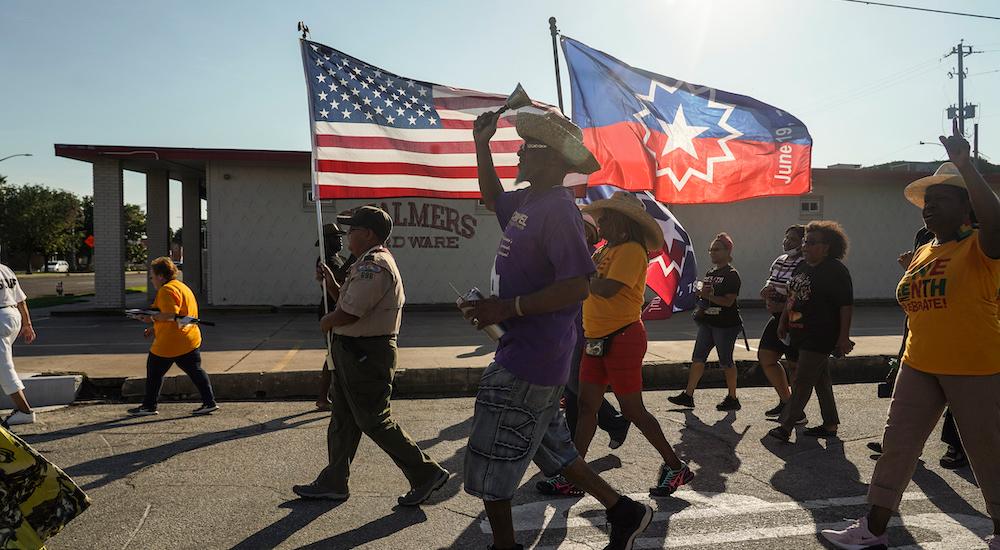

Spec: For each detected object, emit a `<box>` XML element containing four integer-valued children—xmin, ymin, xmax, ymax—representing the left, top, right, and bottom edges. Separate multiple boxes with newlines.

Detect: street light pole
<box><xmin>0</xmin><ymin>153</ymin><xmax>32</xmax><ymax>163</ymax></box>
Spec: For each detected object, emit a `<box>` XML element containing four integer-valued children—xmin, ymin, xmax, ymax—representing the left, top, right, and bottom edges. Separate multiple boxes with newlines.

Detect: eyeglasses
<box><xmin>517</xmin><ymin>142</ymin><xmax>549</xmax><ymax>154</ymax></box>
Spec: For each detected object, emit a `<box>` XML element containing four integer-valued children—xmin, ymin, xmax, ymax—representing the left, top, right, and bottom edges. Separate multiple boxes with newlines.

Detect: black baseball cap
<box><xmin>314</xmin><ymin>223</ymin><xmax>346</xmax><ymax>246</ymax></box>
<box><xmin>337</xmin><ymin>205</ymin><xmax>393</xmax><ymax>240</ymax></box>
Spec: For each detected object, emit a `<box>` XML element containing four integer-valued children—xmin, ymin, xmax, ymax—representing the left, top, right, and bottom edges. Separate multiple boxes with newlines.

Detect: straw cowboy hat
<box><xmin>904</xmin><ymin>162</ymin><xmax>969</xmax><ymax>208</ymax></box>
<box><xmin>582</xmin><ymin>191</ymin><xmax>664</xmax><ymax>251</ymax></box>
<box><xmin>515</xmin><ymin>107</ymin><xmax>600</xmax><ymax>175</ymax></box>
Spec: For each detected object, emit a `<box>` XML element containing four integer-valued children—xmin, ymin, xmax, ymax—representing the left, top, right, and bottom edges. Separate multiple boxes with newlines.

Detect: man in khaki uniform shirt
<box><xmin>293</xmin><ymin>206</ymin><xmax>449</xmax><ymax>507</ymax></box>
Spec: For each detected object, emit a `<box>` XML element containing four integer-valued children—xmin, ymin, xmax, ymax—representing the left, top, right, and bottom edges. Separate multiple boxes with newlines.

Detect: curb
<box><xmin>91</xmin><ymin>355</ymin><xmax>894</xmax><ymax>402</ymax></box>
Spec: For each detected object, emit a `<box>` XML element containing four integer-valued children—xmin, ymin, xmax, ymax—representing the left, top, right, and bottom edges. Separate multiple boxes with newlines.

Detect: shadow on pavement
<box><xmin>22</xmin><ymin>413</ymin><xmax>201</xmax><ymax>445</ymax></box>
<box><xmin>230</xmin><ymin>500</ymin><xmax>346</xmax><ymax>550</ymax></box>
<box><xmin>674</xmin><ymin>410</ymin><xmax>747</xmax><ymax>495</ymax></box>
<box><xmin>765</xmin><ymin>434</ymin><xmax>871</xmax><ymax>546</ymax></box>
<box><xmin>62</xmin><ymin>411</ymin><xmax>325</xmax><ymax>491</ymax></box>
<box><xmin>295</xmin><ymin>506</ymin><xmax>428</xmax><ymax>549</ymax></box>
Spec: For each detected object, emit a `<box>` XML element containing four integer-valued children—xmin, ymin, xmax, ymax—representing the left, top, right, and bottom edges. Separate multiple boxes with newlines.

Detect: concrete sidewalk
<box><xmin>14</xmin><ymin>306</ymin><xmax>906</xmax><ymax>400</ymax></box>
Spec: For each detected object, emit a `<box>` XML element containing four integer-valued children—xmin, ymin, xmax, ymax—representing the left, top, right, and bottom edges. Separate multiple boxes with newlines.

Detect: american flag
<box><xmin>301</xmin><ymin>39</ymin><xmax>527</xmax><ymax>199</ymax></box>
<box><xmin>584</xmin><ymin>186</ymin><xmax>698</xmax><ymax>318</ymax></box>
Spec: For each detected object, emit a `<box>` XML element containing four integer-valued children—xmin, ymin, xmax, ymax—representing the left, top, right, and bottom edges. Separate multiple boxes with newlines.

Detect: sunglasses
<box><xmin>517</xmin><ymin>142</ymin><xmax>549</xmax><ymax>154</ymax></box>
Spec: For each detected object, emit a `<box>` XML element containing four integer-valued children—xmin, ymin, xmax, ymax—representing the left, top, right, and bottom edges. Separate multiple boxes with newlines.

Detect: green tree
<box><xmin>0</xmin><ymin>182</ymin><xmax>81</xmax><ymax>273</ymax></box>
<box><xmin>74</xmin><ymin>197</ymin><xmax>148</xmax><ymax>269</ymax></box>
<box><xmin>124</xmin><ymin>203</ymin><xmax>147</xmax><ymax>267</ymax></box>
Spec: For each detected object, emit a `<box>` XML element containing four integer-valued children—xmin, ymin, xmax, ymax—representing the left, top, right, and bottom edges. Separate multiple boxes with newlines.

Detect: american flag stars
<box><xmin>306</xmin><ymin>44</ymin><xmax>438</xmax><ymax>127</ymax></box>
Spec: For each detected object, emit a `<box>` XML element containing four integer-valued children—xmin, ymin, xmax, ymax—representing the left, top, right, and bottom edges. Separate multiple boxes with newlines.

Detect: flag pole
<box><xmin>548</xmin><ymin>17</ymin><xmax>565</xmax><ymax>115</ymax></box>
<box><xmin>298</xmin><ymin>22</ymin><xmax>335</xmax><ymax>371</ymax></box>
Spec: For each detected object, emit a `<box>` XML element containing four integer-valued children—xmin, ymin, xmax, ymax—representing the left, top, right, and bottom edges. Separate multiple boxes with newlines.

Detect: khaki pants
<box><xmin>869</xmin><ymin>364</ymin><xmax>1000</xmax><ymax>520</ymax></box>
<box><xmin>315</xmin><ymin>335</ymin><xmax>442</xmax><ymax>492</ymax></box>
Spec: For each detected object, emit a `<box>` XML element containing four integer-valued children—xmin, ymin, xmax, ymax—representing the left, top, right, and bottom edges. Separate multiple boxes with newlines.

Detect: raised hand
<box><xmin>473</xmin><ymin>111</ymin><xmax>501</xmax><ymax>145</ymax></box>
<box><xmin>940</xmin><ymin>117</ymin><xmax>971</xmax><ymax>167</ymax></box>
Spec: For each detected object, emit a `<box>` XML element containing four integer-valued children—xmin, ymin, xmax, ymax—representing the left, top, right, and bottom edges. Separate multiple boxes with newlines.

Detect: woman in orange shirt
<box><xmin>822</xmin><ymin>122</ymin><xmax>1000</xmax><ymax>549</ymax></box>
<box><xmin>575</xmin><ymin>192</ymin><xmax>693</xmax><ymax>498</ymax></box>
<box><xmin>129</xmin><ymin>257</ymin><xmax>218</xmax><ymax>416</ymax></box>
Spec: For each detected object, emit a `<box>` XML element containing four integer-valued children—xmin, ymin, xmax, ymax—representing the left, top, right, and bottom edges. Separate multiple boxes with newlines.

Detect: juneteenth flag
<box><xmin>301</xmin><ymin>39</ymin><xmax>543</xmax><ymax>199</ymax></box>
<box><xmin>584</xmin><ymin>186</ymin><xmax>698</xmax><ymax>318</ymax></box>
<box><xmin>563</xmin><ymin>37</ymin><xmax>812</xmax><ymax>204</ymax></box>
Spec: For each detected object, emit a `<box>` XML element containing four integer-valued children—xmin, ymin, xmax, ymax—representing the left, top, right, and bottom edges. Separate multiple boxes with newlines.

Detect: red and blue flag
<box><xmin>563</xmin><ymin>37</ymin><xmax>812</xmax><ymax>204</ymax></box>
<box><xmin>583</xmin><ymin>186</ymin><xmax>698</xmax><ymax>318</ymax></box>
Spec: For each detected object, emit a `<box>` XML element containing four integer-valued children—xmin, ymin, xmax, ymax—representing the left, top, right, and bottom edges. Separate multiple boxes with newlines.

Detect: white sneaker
<box><xmin>820</xmin><ymin>517</ymin><xmax>889</xmax><ymax>549</ymax></box>
<box><xmin>6</xmin><ymin>410</ymin><xmax>36</xmax><ymax>425</ymax></box>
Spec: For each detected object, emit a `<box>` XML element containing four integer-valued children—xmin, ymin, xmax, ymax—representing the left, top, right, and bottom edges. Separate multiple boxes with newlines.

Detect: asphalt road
<box><xmin>16</xmin><ymin>306</ymin><xmax>905</xmax><ymax>357</ymax></box>
<box><xmin>18</xmin><ymin>272</ymin><xmax>148</xmax><ymax>298</ymax></box>
<box><xmin>17</xmin><ymin>384</ymin><xmax>993</xmax><ymax>549</ymax></box>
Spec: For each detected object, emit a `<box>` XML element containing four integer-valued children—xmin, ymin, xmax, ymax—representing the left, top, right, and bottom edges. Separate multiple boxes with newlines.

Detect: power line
<box><xmin>833</xmin><ymin>0</ymin><xmax>1000</xmax><ymax>21</ymax></box>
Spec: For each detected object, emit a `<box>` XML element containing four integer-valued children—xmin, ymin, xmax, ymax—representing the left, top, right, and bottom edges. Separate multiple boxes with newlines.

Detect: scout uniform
<box><xmin>310</xmin><ymin>208</ymin><xmax>445</xmax><ymax>501</ymax></box>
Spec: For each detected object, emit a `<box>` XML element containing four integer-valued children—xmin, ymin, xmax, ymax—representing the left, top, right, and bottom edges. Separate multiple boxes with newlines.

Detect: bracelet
<box><xmin>514</xmin><ymin>296</ymin><xmax>524</xmax><ymax>317</ymax></box>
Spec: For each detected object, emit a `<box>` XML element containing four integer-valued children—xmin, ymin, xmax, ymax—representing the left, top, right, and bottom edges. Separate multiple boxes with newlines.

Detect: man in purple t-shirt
<box><xmin>461</xmin><ymin>103</ymin><xmax>652</xmax><ymax>550</ymax></box>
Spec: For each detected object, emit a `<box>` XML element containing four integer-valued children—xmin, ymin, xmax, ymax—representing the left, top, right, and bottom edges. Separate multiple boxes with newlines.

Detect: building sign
<box><xmin>333</xmin><ymin>199</ymin><xmax>480</xmax><ymax>251</ymax></box>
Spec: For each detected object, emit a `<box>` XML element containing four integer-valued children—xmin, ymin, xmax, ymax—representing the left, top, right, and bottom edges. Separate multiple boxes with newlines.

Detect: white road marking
<box><xmin>488</xmin><ymin>491</ymin><xmax>992</xmax><ymax>549</ymax></box>
<box><xmin>542</xmin><ymin>513</ymin><xmax>992</xmax><ymax>549</ymax></box>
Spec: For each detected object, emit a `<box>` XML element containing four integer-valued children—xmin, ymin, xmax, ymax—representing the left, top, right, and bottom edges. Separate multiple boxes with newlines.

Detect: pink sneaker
<box><xmin>820</xmin><ymin>517</ymin><xmax>888</xmax><ymax>549</ymax></box>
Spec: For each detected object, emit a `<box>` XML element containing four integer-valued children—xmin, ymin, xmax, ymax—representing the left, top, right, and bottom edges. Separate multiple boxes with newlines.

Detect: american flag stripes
<box><xmin>301</xmin><ymin>39</ymin><xmax>528</xmax><ymax>199</ymax></box>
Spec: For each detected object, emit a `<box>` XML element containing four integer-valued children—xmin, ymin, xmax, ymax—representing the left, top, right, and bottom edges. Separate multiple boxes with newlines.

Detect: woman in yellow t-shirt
<box><xmin>576</xmin><ymin>192</ymin><xmax>693</xmax><ymax>498</ymax></box>
<box><xmin>822</xmin><ymin>123</ymin><xmax>1000</xmax><ymax>549</ymax></box>
<box><xmin>128</xmin><ymin>257</ymin><xmax>218</xmax><ymax>417</ymax></box>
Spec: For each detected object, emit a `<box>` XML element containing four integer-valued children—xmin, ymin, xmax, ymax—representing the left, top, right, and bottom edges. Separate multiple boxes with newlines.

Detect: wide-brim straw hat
<box><xmin>581</xmin><ymin>191</ymin><xmax>664</xmax><ymax>251</ymax></box>
<box><xmin>903</xmin><ymin>162</ymin><xmax>969</xmax><ymax>208</ymax></box>
<box><xmin>516</xmin><ymin>107</ymin><xmax>600</xmax><ymax>175</ymax></box>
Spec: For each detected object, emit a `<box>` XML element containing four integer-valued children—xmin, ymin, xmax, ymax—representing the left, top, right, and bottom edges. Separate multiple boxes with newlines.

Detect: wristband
<box><xmin>514</xmin><ymin>296</ymin><xmax>524</xmax><ymax>317</ymax></box>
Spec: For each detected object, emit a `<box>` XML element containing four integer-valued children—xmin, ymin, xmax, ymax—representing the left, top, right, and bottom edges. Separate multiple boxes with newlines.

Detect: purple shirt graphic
<box><xmin>490</xmin><ymin>186</ymin><xmax>595</xmax><ymax>386</ymax></box>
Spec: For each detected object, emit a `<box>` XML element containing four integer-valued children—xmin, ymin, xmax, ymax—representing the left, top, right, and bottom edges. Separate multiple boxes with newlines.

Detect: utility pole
<box><xmin>946</xmin><ymin>40</ymin><xmax>980</xmax><ymax>136</ymax></box>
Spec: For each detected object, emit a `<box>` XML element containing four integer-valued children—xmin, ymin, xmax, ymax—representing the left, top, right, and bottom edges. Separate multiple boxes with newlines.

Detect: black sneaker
<box><xmin>127</xmin><ymin>406</ymin><xmax>158</xmax><ymax>417</ymax></box>
<box><xmin>667</xmin><ymin>391</ymin><xmax>694</xmax><ymax>408</ymax></box>
<box><xmin>292</xmin><ymin>483</ymin><xmax>349</xmax><ymax>501</ymax></box>
<box><xmin>940</xmin><ymin>446</ymin><xmax>968</xmax><ymax>469</ymax></box>
<box><xmin>764</xmin><ymin>401</ymin><xmax>786</xmax><ymax>418</ymax></box>
<box><xmin>192</xmin><ymin>404</ymin><xmax>219</xmax><ymax>416</ymax></box>
<box><xmin>398</xmin><ymin>467</ymin><xmax>449</xmax><ymax>506</ymax></box>
<box><xmin>608</xmin><ymin>423</ymin><xmax>630</xmax><ymax>450</ymax></box>
<box><xmin>716</xmin><ymin>396</ymin><xmax>741</xmax><ymax>411</ymax></box>
<box><xmin>605</xmin><ymin>495</ymin><xmax>653</xmax><ymax>550</ymax></box>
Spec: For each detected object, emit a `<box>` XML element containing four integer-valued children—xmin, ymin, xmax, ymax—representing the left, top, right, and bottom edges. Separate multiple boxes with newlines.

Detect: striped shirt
<box><xmin>764</xmin><ymin>251</ymin><xmax>804</xmax><ymax>303</ymax></box>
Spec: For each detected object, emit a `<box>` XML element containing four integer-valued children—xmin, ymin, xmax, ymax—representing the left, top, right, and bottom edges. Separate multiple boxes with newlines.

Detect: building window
<box><xmin>799</xmin><ymin>196</ymin><xmax>822</xmax><ymax>220</ymax></box>
<box><xmin>302</xmin><ymin>183</ymin><xmax>338</xmax><ymax>212</ymax></box>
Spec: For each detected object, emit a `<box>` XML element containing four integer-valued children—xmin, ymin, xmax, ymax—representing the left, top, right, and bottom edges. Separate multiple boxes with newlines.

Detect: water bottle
<box><xmin>456</xmin><ymin>287</ymin><xmax>506</xmax><ymax>342</ymax></box>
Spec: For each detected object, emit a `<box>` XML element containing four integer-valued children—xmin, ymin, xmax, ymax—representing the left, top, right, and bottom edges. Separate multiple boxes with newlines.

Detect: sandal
<box><xmin>767</xmin><ymin>426</ymin><xmax>791</xmax><ymax>442</ymax></box>
<box><xmin>803</xmin><ymin>426</ymin><xmax>838</xmax><ymax>438</ymax></box>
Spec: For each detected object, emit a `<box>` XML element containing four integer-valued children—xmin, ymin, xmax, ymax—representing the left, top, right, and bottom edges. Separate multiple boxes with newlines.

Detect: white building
<box><xmin>55</xmin><ymin>144</ymin><xmax>1000</xmax><ymax>307</ymax></box>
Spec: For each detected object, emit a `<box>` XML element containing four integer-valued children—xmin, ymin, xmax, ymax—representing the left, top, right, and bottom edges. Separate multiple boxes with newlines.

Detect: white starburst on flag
<box><xmin>632</xmin><ymin>80</ymin><xmax>744</xmax><ymax>191</ymax></box>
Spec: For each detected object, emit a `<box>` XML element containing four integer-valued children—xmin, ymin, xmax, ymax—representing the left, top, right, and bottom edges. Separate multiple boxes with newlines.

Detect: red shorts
<box><xmin>579</xmin><ymin>321</ymin><xmax>647</xmax><ymax>395</ymax></box>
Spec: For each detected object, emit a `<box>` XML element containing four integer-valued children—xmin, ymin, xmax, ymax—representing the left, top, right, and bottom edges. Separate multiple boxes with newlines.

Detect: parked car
<box><xmin>46</xmin><ymin>260</ymin><xmax>70</xmax><ymax>273</ymax></box>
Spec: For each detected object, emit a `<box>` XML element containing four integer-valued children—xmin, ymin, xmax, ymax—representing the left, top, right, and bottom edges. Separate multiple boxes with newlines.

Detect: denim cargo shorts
<box><xmin>464</xmin><ymin>362</ymin><xmax>579</xmax><ymax>501</ymax></box>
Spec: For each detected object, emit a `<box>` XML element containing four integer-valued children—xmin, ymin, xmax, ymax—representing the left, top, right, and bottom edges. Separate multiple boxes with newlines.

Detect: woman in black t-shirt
<box><xmin>768</xmin><ymin>221</ymin><xmax>855</xmax><ymax>442</ymax></box>
<box><xmin>668</xmin><ymin>233</ymin><xmax>744</xmax><ymax>411</ymax></box>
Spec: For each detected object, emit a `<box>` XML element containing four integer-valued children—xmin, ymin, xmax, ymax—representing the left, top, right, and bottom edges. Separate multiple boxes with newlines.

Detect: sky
<box><xmin>2</xmin><ymin>0</ymin><xmax>1000</xmax><ymax>229</ymax></box>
